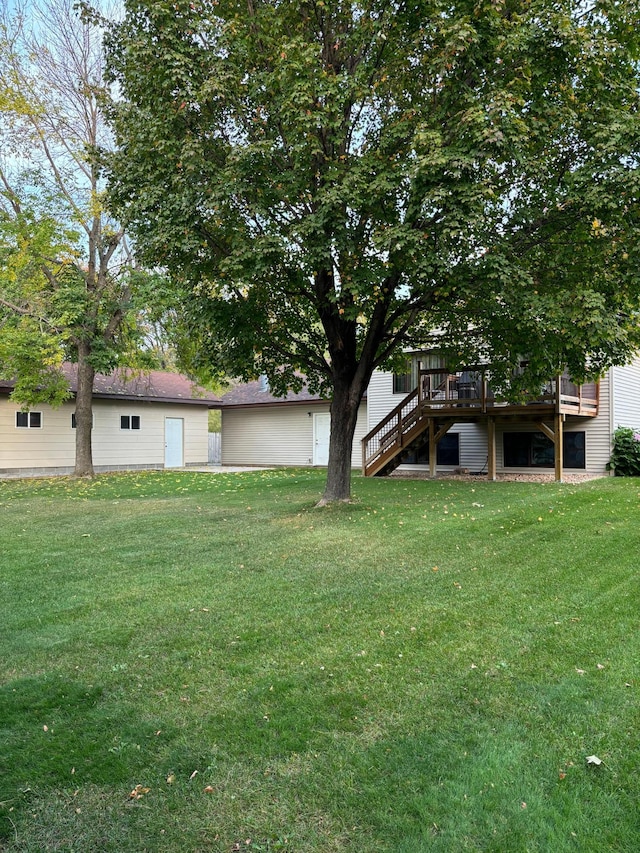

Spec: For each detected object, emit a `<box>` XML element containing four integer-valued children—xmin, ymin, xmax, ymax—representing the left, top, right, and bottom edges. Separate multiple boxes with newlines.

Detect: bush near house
<box><xmin>608</xmin><ymin>427</ymin><xmax>640</xmax><ymax>476</ymax></box>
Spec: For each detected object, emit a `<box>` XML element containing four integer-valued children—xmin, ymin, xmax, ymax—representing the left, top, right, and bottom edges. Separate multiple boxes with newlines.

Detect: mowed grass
<box><xmin>0</xmin><ymin>469</ymin><xmax>638</xmax><ymax>852</ymax></box>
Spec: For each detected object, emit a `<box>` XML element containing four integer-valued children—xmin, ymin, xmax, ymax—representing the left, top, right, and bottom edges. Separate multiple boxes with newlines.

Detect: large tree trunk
<box><xmin>315</xmin><ymin>265</ymin><xmax>393</xmax><ymax>505</ymax></box>
<box><xmin>319</xmin><ymin>378</ymin><xmax>363</xmax><ymax>504</ymax></box>
<box><xmin>74</xmin><ymin>343</ymin><xmax>96</xmax><ymax>477</ymax></box>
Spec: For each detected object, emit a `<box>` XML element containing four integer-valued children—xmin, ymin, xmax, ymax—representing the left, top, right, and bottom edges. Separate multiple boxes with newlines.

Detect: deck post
<box><xmin>487</xmin><ymin>416</ymin><xmax>496</xmax><ymax>481</ymax></box>
<box><xmin>555</xmin><ymin>412</ymin><xmax>564</xmax><ymax>482</ymax></box>
<box><xmin>429</xmin><ymin>419</ymin><xmax>437</xmax><ymax>478</ymax></box>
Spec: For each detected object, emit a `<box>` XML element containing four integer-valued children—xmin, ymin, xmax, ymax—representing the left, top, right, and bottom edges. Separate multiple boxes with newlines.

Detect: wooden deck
<box><xmin>362</xmin><ymin>370</ymin><xmax>599</xmax><ymax>479</ymax></box>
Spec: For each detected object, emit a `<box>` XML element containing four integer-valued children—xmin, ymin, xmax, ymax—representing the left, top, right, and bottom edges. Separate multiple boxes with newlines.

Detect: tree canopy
<box><xmin>104</xmin><ymin>0</ymin><xmax>640</xmax><ymax>500</ymax></box>
<box><xmin>0</xmin><ymin>0</ymin><xmax>163</xmax><ymax>475</ymax></box>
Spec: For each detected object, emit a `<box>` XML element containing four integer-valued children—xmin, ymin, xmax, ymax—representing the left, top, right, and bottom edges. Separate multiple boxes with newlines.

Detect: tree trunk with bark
<box><xmin>316</xmin><ymin>270</ymin><xmax>393</xmax><ymax>504</ymax></box>
<box><xmin>319</xmin><ymin>375</ymin><xmax>366</xmax><ymax>504</ymax></box>
<box><xmin>74</xmin><ymin>342</ymin><xmax>96</xmax><ymax>477</ymax></box>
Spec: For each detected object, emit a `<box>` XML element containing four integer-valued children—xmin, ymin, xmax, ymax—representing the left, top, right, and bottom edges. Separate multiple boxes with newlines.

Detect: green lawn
<box><xmin>1</xmin><ymin>469</ymin><xmax>638</xmax><ymax>852</ymax></box>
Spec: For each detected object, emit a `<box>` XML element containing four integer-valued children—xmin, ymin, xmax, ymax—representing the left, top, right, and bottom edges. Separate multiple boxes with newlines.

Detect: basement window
<box><xmin>503</xmin><ymin>431</ymin><xmax>585</xmax><ymax>469</ymax></box>
<box><xmin>403</xmin><ymin>432</ymin><xmax>460</xmax><ymax>466</ymax></box>
<box><xmin>16</xmin><ymin>411</ymin><xmax>42</xmax><ymax>428</ymax></box>
<box><xmin>120</xmin><ymin>415</ymin><xmax>141</xmax><ymax>430</ymax></box>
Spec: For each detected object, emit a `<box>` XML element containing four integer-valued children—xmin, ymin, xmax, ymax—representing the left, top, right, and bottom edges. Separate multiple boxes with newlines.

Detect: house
<box><xmin>220</xmin><ymin>377</ymin><xmax>368</xmax><ymax>468</ymax></box>
<box><xmin>220</xmin><ymin>354</ymin><xmax>640</xmax><ymax>480</ymax></box>
<box><xmin>0</xmin><ymin>364</ymin><xmax>221</xmax><ymax>477</ymax></box>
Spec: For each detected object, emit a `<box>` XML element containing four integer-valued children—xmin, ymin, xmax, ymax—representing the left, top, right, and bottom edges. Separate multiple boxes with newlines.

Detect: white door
<box><xmin>313</xmin><ymin>413</ymin><xmax>331</xmax><ymax>466</ymax></box>
<box><xmin>165</xmin><ymin>417</ymin><xmax>184</xmax><ymax>468</ymax></box>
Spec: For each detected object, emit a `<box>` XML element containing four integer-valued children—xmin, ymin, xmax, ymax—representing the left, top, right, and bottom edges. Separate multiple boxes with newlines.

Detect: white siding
<box><xmin>91</xmin><ymin>400</ymin><xmax>209</xmax><ymax>468</ymax></box>
<box><xmin>611</xmin><ymin>357</ymin><xmax>640</xmax><ymax>430</ymax></box>
<box><xmin>0</xmin><ymin>397</ymin><xmax>210</xmax><ymax>474</ymax></box>
<box><xmin>0</xmin><ymin>400</ymin><xmax>75</xmax><ymax>470</ymax></box>
<box><xmin>366</xmin><ymin>370</ymin><xmax>401</xmax><ymax>431</ymax></box>
<box><xmin>221</xmin><ymin>402</ymin><xmax>368</xmax><ymax>468</ymax></box>
<box><xmin>580</xmin><ymin>372</ymin><xmax>612</xmax><ymax>474</ymax></box>
<box><xmin>458</xmin><ymin>423</ymin><xmax>490</xmax><ymax>472</ymax></box>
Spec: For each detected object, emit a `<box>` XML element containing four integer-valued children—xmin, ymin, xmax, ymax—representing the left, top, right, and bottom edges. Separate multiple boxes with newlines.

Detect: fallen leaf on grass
<box><xmin>129</xmin><ymin>785</ymin><xmax>150</xmax><ymax>799</ymax></box>
<box><xmin>204</xmin><ymin>785</ymin><xmax>214</xmax><ymax>794</ymax></box>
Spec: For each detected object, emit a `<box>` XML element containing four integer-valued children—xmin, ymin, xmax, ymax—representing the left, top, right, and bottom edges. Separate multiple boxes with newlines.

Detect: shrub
<box><xmin>608</xmin><ymin>426</ymin><xmax>640</xmax><ymax>476</ymax></box>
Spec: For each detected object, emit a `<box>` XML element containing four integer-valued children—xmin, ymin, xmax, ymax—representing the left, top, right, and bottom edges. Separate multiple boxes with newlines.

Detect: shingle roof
<box><xmin>220</xmin><ymin>378</ymin><xmax>366</xmax><ymax>408</ymax></box>
<box><xmin>220</xmin><ymin>378</ymin><xmax>326</xmax><ymax>408</ymax></box>
<box><xmin>0</xmin><ymin>364</ymin><xmax>221</xmax><ymax>407</ymax></box>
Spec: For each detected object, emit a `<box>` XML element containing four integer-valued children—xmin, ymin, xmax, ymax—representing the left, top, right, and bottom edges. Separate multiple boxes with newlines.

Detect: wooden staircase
<box><xmin>361</xmin><ymin>381</ymin><xmax>458</xmax><ymax>478</ymax></box>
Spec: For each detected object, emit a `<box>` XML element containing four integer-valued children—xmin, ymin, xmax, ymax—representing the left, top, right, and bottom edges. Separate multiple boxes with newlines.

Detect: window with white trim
<box><xmin>16</xmin><ymin>411</ymin><xmax>42</xmax><ymax>428</ymax></box>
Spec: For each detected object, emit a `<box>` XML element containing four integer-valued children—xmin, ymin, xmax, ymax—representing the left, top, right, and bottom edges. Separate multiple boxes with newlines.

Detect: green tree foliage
<box><xmin>104</xmin><ymin>0</ymin><xmax>640</xmax><ymax>500</ymax></box>
<box><xmin>0</xmin><ymin>0</ymin><xmax>162</xmax><ymax>475</ymax></box>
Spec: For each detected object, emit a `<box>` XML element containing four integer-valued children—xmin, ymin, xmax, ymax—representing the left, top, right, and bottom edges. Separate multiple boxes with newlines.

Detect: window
<box><xmin>16</xmin><ymin>411</ymin><xmax>42</xmax><ymax>428</ymax></box>
<box><xmin>120</xmin><ymin>415</ymin><xmax>141</xmax><ymax>430</ymax></box>
<box><xmin>393</xmin><ymin>372</ymin><xmax>413</xmax><ymax>394</ymax></box>
<box><xmin>437</xmin><ymin>433</ymin><xmax>461</xmax><ymax>466</ymax></box>
<box><xmin>393</xmin><ymin>354</ymin><xmax>445</xmax><ymax>395</ymax></box>
<box><xmin>403</xmin><ymin>432</ymin><xmax>460</xmax><ymax>466</ymax></box>
<box><xmin>563</xmin><ymin>432</ymin><xmax>586</xmax><ymax>468</ymax></box>
<box><xmin>503</xmin><ymin>431</ymin><xmax>585</xmax><ymax>469</ymax></box>
<box><xmin>393</xmin><ymin>361</ymin><xmax>416</xmax><ymax>394</ymax></box>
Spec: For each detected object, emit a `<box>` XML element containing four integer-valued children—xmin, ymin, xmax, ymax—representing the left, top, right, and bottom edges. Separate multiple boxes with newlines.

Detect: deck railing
<box><xmin>362</xmin><ymin>369</ymin><xmax>599</xmax><ymax>476</ymax></box>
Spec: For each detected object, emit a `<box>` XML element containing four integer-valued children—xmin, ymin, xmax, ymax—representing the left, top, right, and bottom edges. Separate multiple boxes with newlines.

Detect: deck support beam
<box><xmin>428</xmin><ymin>420</ymin><xmax>455</xmax><ymax>478</ymax></box>
<box><xmin>429</xmin><ymin>419</ymin><xmax>436</xmax><ymax>478</ymax></box>
<box><xmin>487</xmin><ymin>416</ymin><xmax>496</xmax><ymax>481</ymax></box>
<box><xmin>555</xmin><ymin>412</ymin><xmax>564</xmax><ymax>483</ymax></box>
<box><xmin>537</xmin><ymin>417</ymin><xmax>564</xmax><ymax>482</ymax></box>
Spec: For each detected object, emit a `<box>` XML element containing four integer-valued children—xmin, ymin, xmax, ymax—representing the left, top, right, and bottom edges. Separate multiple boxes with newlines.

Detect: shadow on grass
<box><xmin>0</xmin><ymin>674</ymin><xmax>170</xmax><ymax>841</ymax></box>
